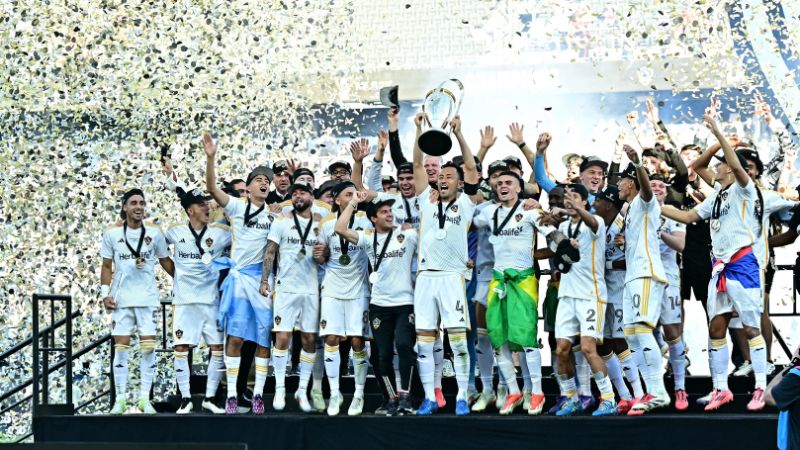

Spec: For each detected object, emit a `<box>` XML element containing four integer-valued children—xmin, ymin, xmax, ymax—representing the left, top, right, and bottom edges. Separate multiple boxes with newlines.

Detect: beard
<box><xmin>293</xmin><ymin>199</ymin><xmax>312</xmax><ymax>212</ymax></box>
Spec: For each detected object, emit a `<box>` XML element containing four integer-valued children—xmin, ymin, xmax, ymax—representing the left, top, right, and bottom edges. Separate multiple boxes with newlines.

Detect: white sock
<box><xmin>297</xmin><ymin>350</ymin><xmax>315</xmax><ymax>394</ymax></box>
<box><xmin>555</xmin><ymin>373</ymin><xmax>577</xmax><ymax>399</ymax></box>
<box><xmin>254</xmin><ymin>356</ymin><xmax>269</xmax><ymax>396</ymax></box>
<box><xmin>433</xmin><ymin>334</ymin><xmax>444</xmax><ymax>389</ymax></box>
<box><xmin>139</xmin><ymin>340</ymin><xmax>157</xmax><ymax>400</ymax></box>
<box><xmin>667</xmin><ymin>338</ymin><xmax>686</xmax><ymax>391</ymax></box>
<box><xmin>450</xmin><ymin>332</ymin><xmax>470</xmax><ymax>400</ymax></box>
<box><xmin>710</xmin><ymin>338</ymin><xmax>729</xmax><ymax>391</ymax></box>
<box><xmin>271</xmin><ymin>348</ymin><xmax>288</xmax><ymax>390</ymax></box>
<box><xmin>476</xmin><ymin>329</ymin><xmax>494</xmax><ymax>393</ymax></box>
<box><xmin>393</xmin><ymin>348</ymin><xmax>402</xmax><ymax>389</ymax></box>
<box><xmin>495</xmin><ymin>345</ymin><xmax>520</xmax><ymax>395</ymax></box>
<box><xmin>312</xmin><ymin>340</ymin><xmax>324</xmax><ymax>392</ymax></box>
<box><xmin>636</xmin><ymin>332</ymin><xmax>667</xmax><ymax>395</ymax></box>
<box><xmin>518</xmin><ymin>352</ymin><xmax>532</xmax><ymax>392</ymax></box>
<box><xmin>749</xmin><ymin>335</ymin><xmax>768</xmax><ymax>389</ymax></box>
<box><xmin>417</xmin><ymin>337</ymin><xmax>436</xmax><ymax>401</ymax></box>
<box><xmin>324</xmin><ymin>345</ymin><xmax>341</xmax><ymax>394</ymax></box>
<box><xmin>113</xmin><ymin>344</ymin><xmax>130</xmax><ymax>400</ymax></box>
<box><xmin>225</xmin><ymin>356</ymin><xmax>241</xmax><ymax>398</ymax></box>
<box><xmin>523</xmin><ymin>347</ymin><xmax>543</xmax><ymax>394</ymax></box>
<box><xmin>618</xmin><ymin>349</ymin><xmax>644</xmax><ymax>398</ymax></box>
<box><xmin>574</xmin><ymin>349</ymin><xmax>592</xmax><ymax>397</ymax></box>
<box><xmin>205</xmin><ymin>351</ymin><xmax>224</xmax><ymax>398</ymax></box>
<box><xmin>707</xmin><ymin>338</ymin><xmax>717</xmax><ymax>390</ymax></box>
<box><xmin>174</xmin><ymin>351</ymin><xmax>191</xmax><ymax>399</ymax></box>
<box><xmin>353</xmin><ymin>349</ymin><xmax>369</xmax><ymax>396</ymax></box>
<box><xmin>604</xmin><ymin>353</ymin><xmax>631</xmax><ymax>400</ymax></box>
<box><xmin>593</xmin><ymin>371</ymin><xmax>615</xmax><ymax>402</ymax></box>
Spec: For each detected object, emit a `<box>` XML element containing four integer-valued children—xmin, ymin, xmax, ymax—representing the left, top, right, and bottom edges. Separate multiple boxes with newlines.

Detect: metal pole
<box><xmin>31</xmin><ymin>294</ymin><xmax>39</xmax><ymax>416</ymax></box>
<box><xmin>65</xmin><ymin>295</ymin><xmax>73</xmax><ymax>407</ymax></box>
<box><xmin>109</xmin><ymin>338</ymin><xmax>116</xmax><ymax>407</ymax></box>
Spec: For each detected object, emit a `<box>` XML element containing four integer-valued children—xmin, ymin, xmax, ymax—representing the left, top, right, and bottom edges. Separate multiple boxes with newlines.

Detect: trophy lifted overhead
<box><xmin>418</xmin><ymin>79</ymin><xmax>464</xmax><ymax>157</ymax></box>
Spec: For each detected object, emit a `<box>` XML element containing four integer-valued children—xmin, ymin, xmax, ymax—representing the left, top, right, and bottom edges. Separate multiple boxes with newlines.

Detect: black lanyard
<box><xmin>437</xmin><ymin>196</ymin><xmax>458</xmax><ymax>229</ymax></box>
<box><xmin>189</xmin><ymin>224</ymin><xmax>208</xmax><ymax>256</ymax></box>
<box><xmin>711</xmin><ymin>185</ymin><xmax>732</xmax><ymax>220</ymax></box>
<box><xmin>492</xmin><ymin>200</ymin><xmax>521</xmax><ymax>236</ymax></box>
<box><xmin>402</xmin><ymin>196</ymin><xmax>413</xmax><ymax>223</ymax></box>
<box><xmin>244</xmin><ymin>200</ymin><xmax>265</xmax><ymax>224</ymax></box>
<box><xmin>292</xmin><ymin>211</ymin><xmax>313</xmax><ymax>248</ymax></box>
<box><xmin>123</xmin><ymin>222</ymin><xmax>146</xmax><ymax>258</ymax></box>
<box><xmin>339</xmin><ymin>213</ymin><xmax>355</xmax><ymax>257</ymax></box>
<box><xmin>568</xmin><ymin>220</ymin><xmax>582</xmax><ymax>239</ymax></box>
<box><xmin>372</xmin><ymin>228</ymin><xmax>394</xmax><ymax>273</ymax></box>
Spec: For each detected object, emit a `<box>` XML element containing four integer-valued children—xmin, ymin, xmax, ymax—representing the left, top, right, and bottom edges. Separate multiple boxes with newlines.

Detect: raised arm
<box><xmin>661</xmin><ymin>204</ymin><xmax>700</xmax><ymax>225</ymax></box>
<box><xmin>645</xmin><ymin>98</ymin><xmax>678</xmax><ymax>150</ymax></box>
<box><xmin>334</xmin><ymin>192</ymin><xmax>368</xmax><ymax>245</ymax></box>
<box><xmin>450</xmin><ymin>115</ymin><xmax>480</xmax><ymax>202</ymax></box>
<box><xmin>412</xmin><ymin>113</ymin><xmax>429</xmax><ymax>196</ymax></box>
<box><xmin>203</xmin><ymin>133</ymin><xmax>230</xmax><ymax>208</ymax></box>
<box><xmin>565</xmin><ymin>191</ymin><xmax>599</xmax><ymax>233</ymax></box>
<box><xmin>624</xmin><ymin>144</ymin><xmax>653</xmax><ymax>202</ymax></box>
<box><xmin>476</xmin><ymin>125</ymin><xmax>497</xmax><ymax>163</ymax></box>
<box><xmin>387</xmin><ymin>108</ymin><xmax>408</xmax><ymax>168</ymax></box>
<box><xmin>350</xmin><ymin>138</ymin><xmax>370</xmax><ymax>191</ymax></box>
<box><xmin>607</xmin><ymin>132</ymin><xmax>626</xmax><ymax>186</ymax></box>
<box><xmin>705</xmin><ymin>114</ymin><xmax>749</xmax><ymax>187</ymax></box>
<box><xmin>259</xmin><ymin>241</ymin><xmax>279</xmax><ymax>296</ymax></box>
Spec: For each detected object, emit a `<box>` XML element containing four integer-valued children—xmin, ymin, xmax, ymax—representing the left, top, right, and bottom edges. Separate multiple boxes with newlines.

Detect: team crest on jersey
<box><xmin>275</xmin><ymin>316</ymin><xmax>281</xmax><ymax>325</ymax></box>
<box><xmin>397</xmin><ymin>234</ymin><xmax>405</xmax><ymax>243</ymax></box>
<box><xmin>372</xmin><ymin>318</ymin><xmax>381</xmax><ymax>329</ymax></box>
<box><xmin>144</xmin><ymin>236</ymin><xmax>152</xmax><ymax>246</ymax></box>
<box><xmin>515</xmin><ymin>213</ymin><xmax>523</xmax><ymax>222</ymax></box>
<box><xmin>320</xmin><ymin>320</ymin><xmax>327</xmax><ymax>329</ymax></box>
<box><xmin>205</xmin><ymin>237</ymin><xmax>214</xmax><ymax>247</ymax></box>
<box><xmin>175</xmin><ymin>329</ymin><xmax>183</xmax><ymax>338</ymax></box>
<box><xmin>450</xmin><ymin>204</ymin><xmax>459</xmax><ymax>213</ymax></box>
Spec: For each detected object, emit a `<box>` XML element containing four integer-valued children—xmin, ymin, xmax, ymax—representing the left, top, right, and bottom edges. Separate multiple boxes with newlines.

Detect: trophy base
<box><xmin>418</xmin><ymin>129</ymin><xmax>453</xmax><ymax>156</ymax></box>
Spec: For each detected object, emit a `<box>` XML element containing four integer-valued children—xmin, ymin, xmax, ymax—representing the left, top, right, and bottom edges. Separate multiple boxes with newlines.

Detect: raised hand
<box><xmin>388</xmin><ymin>108</ymin><xmax>400</xmax><ymax>131</ymax></box>
<box><xmin>377</xmin><ymin>129</ymin><xmax>389</xmax><ymax>150</ymax></box>
<box><xmin>414</xmin><ymin>112</ymin><xmax>425</xmax><ymax>129</ymax></box>
<box><xmin>354</xmin><ymin>191</ymin><xmax>369</xmax><ymax>203</ymax></box>
<box><xmin>705</xmin><ymin>95</ymin><xmax>720</xmax><ymax>119</ymax></box>
<box><xmin>450</xmin><ymin>115</ymin><xmax>462</xmax><ymax>135</ymax></box>
<box><xmin>536</xmin><ymin>132</ymin><xmax>552</xmax><ymax>153</ymax></box>
<box><xmin>564</xmin><ymin>191</ymin><xmax>583</xmax><ymax>211</ymax></box>
<box><xmin>506</xmin><ymin>122</ymin><xmax>525</xmax><ymax>146</ymax></box>
<box><xmin>350</xmin><ymin>138</ymin><xmax>370</xmax><ymax>162</ymax></box>
<box><xmin>480</xmin><ymin>125</ymin><xmax>497</xmax><ymax>149</ymax></box>
<box><xmin>626</xmin><ymin>111</ymin><xmax>639</xmax><ymax>126</ymax></box>
<box><xmin>428</xmin><ymin>188</ymin><xmax>439</xmax><ymax>203</ymax></box>
<box><xmin>703</xmin><ymin>113</ymin><xmax>720</xmax><ymax>134</ymax></box>
<box><xmin>202</xmin><ymin>132</ymin><xmax>217</xmax><ymax>157</ymax></box>
<box><xmin>623</xmin><ymin>144</ymin><xmax>639</xmax><ymax>164</ymax></box>
<box><xmin>645</xmin><ymin>98</ymin><xmax>659</xmax><ymax>125</ymax></box>
<box><xmin>286</xmin><ymin>158</ymin><xmax>299</xmax><ymax>176</ymax></box>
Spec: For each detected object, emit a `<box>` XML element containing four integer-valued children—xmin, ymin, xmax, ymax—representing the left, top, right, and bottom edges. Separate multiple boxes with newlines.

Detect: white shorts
<box><xmin>707</xmin><ymin>273</ymin><xmax>762</xmax><ymax>329</ymax></box>
<box><xmin>273</xmin><ymin>292</ymin><xmax>320</xmax><ymax>333</ymax></box>
<box><xmin>320</xmin><ymin>297</ymin><xmax>369</xmax><ymax>337</ymax></box>
<box><xmin>623</xmin><ymin>277</ymin><xmax>666</xmax><ymax>328</ymax></box>
<box><xmin>602</xmin><ymin>302</ymin><xmax>625</xmax><ymax>339</ymax></box>
<box><xmin>555</xmin><ymin>296</ymin><xmax>604</xmax><ymax>341</ymax></box>
<box><xmin>112</xmin><ymin>306</ymin><xmax>158</xmax><ymax>336</ymax></box>
<box><xmin>660</xmin><ymin>283</ymin><xmax>682</xmax><ymax>325</ymax></box>
<box><xmin>172</xmin><ymin>303</ymin><xmax>223</xmax><ymax>347</ymax></box>
<box><xmin>472</xmin><ymin>280</ymin><xmax>491</xmax><ymax>306</ymax></box>
<box><xmin>414</xmin><ymin>271</ymin><xmax>470</xmax><ymax>330</ymax></box>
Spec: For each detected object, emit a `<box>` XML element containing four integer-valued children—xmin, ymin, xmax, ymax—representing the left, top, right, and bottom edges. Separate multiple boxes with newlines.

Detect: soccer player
<box><xmin>278</xmin><ymin>168</ymin><xmax>332</xmax><ymax>219</ymax></box>
<box><xmin>203</xmin><ymin>133</ymin><xmax>276</xmax><ymax>415</ymax></box>
<box><xmin>165</xmin><ymin>188</ymin><xmax>231</xmax><ymax>414</ymax></box>
<box><xmin>613</xmin><ymin>144</ymin><xmax>671</xmax><ymax>415</ymax></box>
<box><xmin>472</xmin><ymin>171</ymin><xmax>554</xmax><ymax>415</ymax></box>
<box><xmin>101</xmin><ymin>189</ymin><xmax>173</xmax><ymax>414</ymax></box>
<box><xmin>316</xmin><ymin>181</ymin><xmax>374</xmax><ymax>416</ymax></box>
<box><xmin>412</xmin><ymin>113</ymin><xmax>482</xmax><ymax>416</ymax></box>
<box><xmin>260</xmin><ymin>180</ymin><xmax>325</xmax><ymax>413</ymax></box>
<box><xmin>551</xmin><ymin>184</ymin><xmax>618</xmax><ymax>417</ymax></box>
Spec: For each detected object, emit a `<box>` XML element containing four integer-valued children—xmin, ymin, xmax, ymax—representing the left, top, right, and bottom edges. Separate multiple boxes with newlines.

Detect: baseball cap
<box><xmin>566</xmin><ymin>183</ymin><xmax>589</xmax><ymax>201</ymax></box>
<box><xmin>579</xmin><ymin>155</ymin><xmax>609</xmax><ymax>173</ymax></box>
<box><xmin>368</xmin><ymin>198</ymin><xmax>396</xmax><ymax>218</ymax></box>
<box><xmin>649</xmin><ymin>173</ymin><xmax>671</xmax><ymax>185</ymax></box>
<box><xmin>451</xmin><ymin>155</ymin><xmax>483</xmax><ymax>173</ymax></box>
<box><xmin>328</xmin><ymin>160</ymin><xmax>352</xmax><ymax>175</ymax></box>
<box><xmin>331</xmin><ymin>181</ymin><xmax>356</xmax><ymax>200</ymax></box>
<box><xmin>381</xmin><ymin>175</ymin><xmax>396</xmax><ymax>184</ymax></box>
<box><xmin>288</xmin><ymin>180</ymin><xmax>314</xmax><ymax>196</ymax></box>
<box><xmin>714</xmin><ymin>152</ymin><xmax>749</xmax><ymax>170</ymax></box>
<box><xmin>594</xmin><ymin>185</ymin><xmax>625</xmax><ymax>211</ymax></box>
<box><xmin>503</xmin><ymin>155</ymin><xmax>523</xmax><ymax>171</ymax></box>
<box><xmin>272</xmin><ymin>160</ymin><xmax>289</xmax><ymax>174</ymax></box>
<box><xmin>736</xmin><ymin>148</ymin><xmax>763</xmax><ymax>174</ymax></box>
<box><xmin>609</xmin><ymin>163</ymin><xmax>638</xmax><ymax>180</ymax></box>
<box><xmin>180</xmin><ymin>187</ymin><xmax>211</xmax><ymax>210</ymax></box>
<box><xmin>315</xmin><ymin>179</ymin><xmax>337</xmax><ymax>199</ymax></box>
<box><xmin>292</xmin><ymin>167</ymin><xmax>315</xmax><ymax>182</ymax></box>
<box><xmin>561</xmin><ymin>153</ymin><xmax>582</xmax><ymax>167</ymax></box>
<box><xmin>121</xmin><ymin>188</ymin><xmax>145</xmax><ymax>204</ymax></box>
<box><xmin>487</xmin><ymin>160</ymin><xmax>509</xmax><ymax>177</ymax></box>
<box><xmin>246</xmin><ymin>166</ymin><xmax>273</xmax><ymax>185</ymax></box>
<box><xmin>642</xmin><ymin>148</ymin><xmax>666</xmax><ymax>162</ymax></box>
<box><xmin>397</xmin><ymin>162</ymin><xmax>414</xmax><ymax>175</ymax></box>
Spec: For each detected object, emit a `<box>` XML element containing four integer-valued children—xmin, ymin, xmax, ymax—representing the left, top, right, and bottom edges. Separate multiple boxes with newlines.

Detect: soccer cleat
<box><xmin>348</xmin><ymin>394</ymin><xmax>365</xmax><ymax>416</ymax></box>
<box><xmin>747</xmin><ymin>388</ymin><xmax>765</xmax><ymax>412</ymax></box>
<box><xmin>704</xmin><ymin>390</ymin><xmax>734</xmax><ymax>411</ymax></box>
<box><xmin>528</xmin><ymin>393</ymin><xmax>546</xmax><ymax>416</ymax></box>
<box><xmin>176</xmin><ymin>397</ymin><xmax>193</xmax><ymax>414</ymax></box>
<box><xmin>555</xmin><ymin>396</ymin><xmax>581</xmax><ymax>416</ymax></box>
<box><xmin>138</xmin><ymin>398</ymin><xmax>157</xmax><ymax>415</ymax></box>
<box><xmin>311</xmin><ymin>389</ymin><xmax>326</xmax><ymax>412</ymax></box>
<box><xmin>385</xmin><ymin>397</ymin><xmax>399</xmax><ymax>417</ymax></box>
<box><xmin>592</xmin><ymin>399</ymin><xmax>618</xmax><ymax>416</ymax></box>
<box><xmin>434</xmin><ymin>387</ymin><xmax>446</xmax><ymax>408</ymax></box>
<box><xmin>732</xmin><ymin>360</ymin><xmax>753</xmax><ymax>377</ymax></box>
<box><xmin>471</xmin><ymin>391</ymin><xmax>497</xmax><ymax>412</ymax></box>
<box><xmin>327</xmin><ymin>391</ymin><xmax>343</xmax><ymax>416</ymax></box>
<box><xmin>675</xmin><ymin>390</ymin><xmax>688</xmax><ymax>411</ymax></box>
<box><xmin>499</xmin><ymin>393</ymin><xmax>523</xmax><ymax>415</ymax></box>
<box><xmin>416</xmin><ymin>398</ymin><xmax>439</xmax><ymax>416</ymax></box>
<box><xmin>238</xmin><ymin>391</ymin><xmax>252</xmax><ymax>414</ymax></box>
<box><xmin>616</xmin><ymin>398</ymin><xmax>634</xmax><ymax>415</ymax></box>
<box><xmin>398</xmin><ymin>392</ymin><xmax>414</xmax><ymax>415</ymax></box>
<box><xmin>548</xmin><ymin>396</ymin><xmax>568</xmax><ymax>415</ymax></box>
<box><xmin>696</xmin><ymin>391</ymin><xmax>713</xmax><ymax>406</ymax></box>
<box><xmin>466</xmin><ymin>387</ymin><xmax>479</xmax><ymax>406</ymax></box>
<box><xmin>225</xmin><ymin>397</ymin><xmax>238</xmax><ymax>415</ymax></box>
<box><xmin>295</xmin><ymin>391</ymin><xmax>313</xmax><ymax>413</ymax></box>
<box><xmin>455</xmin><ymin>399</ymin><xmax>470</xmax><ymax>416</ymax></box>
<box><xmin>577</xmin><ymin>395</ymin><xmax>596</xmax><ymax>414</ymax></box>
<box><xmin>495</xmin><ymin>385</ymin><xmax>508</xmax><ymax>410</ymax></box>
<box><xmin>251</xmin><ymin>394</ymin><xmax>265</xmax><ymax>415</ymax></box>
<box><xmin>272</xmin><ymin>388</ymin><xmax>286</xmax><ymax>411</ymax></box>
<box><xmin>110</xmin><ymin>398</ymin><xmax>127</xmax><ymax>415</ymax></box>
<box><xmin>374</xmin><ymin>400</ymin><xmax>389</xmax><ymax>415</ymax></box>
<box><xmin>767</xmin><ymin>362</ymin><xmax>777</xmax><ymax>376</ymax></box>
<box><xmin>442</xmin><ymin>359</ymin><xmax>456</xmax><ymax>378</ymax></box>
<box><xmin>628</xmin><ymin>394</ymin><xmax>654</xmax><ymax>416</ymax></box>
<box><xmin>201</xmin><ymin>398</ymin><xmax>225</xmax><ymax>415</ymax></box>
<box><xmin>645</xmin><ymin>392</ymin><xmax>671</xmax><ymax>411</ymax></box>
<box><xmin>522</xmin><ymin>390</ymin><xmax>531</xmax><ymax>410</ymax></box>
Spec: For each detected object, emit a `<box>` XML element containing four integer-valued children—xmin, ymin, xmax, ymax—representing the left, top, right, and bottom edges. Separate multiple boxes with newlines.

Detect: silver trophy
<box><xmin>418</xmin><ymin>79</ymin><xmax>464</xmax><ymax>156</ymax></box>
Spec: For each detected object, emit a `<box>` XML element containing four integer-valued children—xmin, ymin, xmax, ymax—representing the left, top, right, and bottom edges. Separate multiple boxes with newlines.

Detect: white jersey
<box><xmin>224</xmin><ymin>197</ymin><xmax>276</xmax><ymax>268</ymax></box>
<box><xmin>557</xmin><ymin>216</ymin><xmax>607</xmax><ymax>302</ymax></box>
<box><xmin>473</xmin><ymin>203</ymin><xmax>554</xmax><ymax>272</ymax></box>
<box><xmin>100</xmin><ymin>222</ymin><xmax>169</xmax><ymax>308</ymax></box>
<box><xmin>417</xmin><ymin>187</ymin><xmax>476</xmax><ymax>276</ymax></box>
<box><xmin>752</xmin><ymin>190</ymin><xmax>795</xmax><ymax>268</ymax></box>
<box><xmin>267</xmin><ymin>214</ymin><xmax>321</xmax><ymax>295</ymax></box>
<box><xmin>357</xmin><ymin>228</ymin><xmax>418</xmax><ymax>307</ymax></box>
<box><xmin>375</xmin><ymin>191</ymin><xmax>421</xmax><ymax>229</ymax></box>
<box><xmin>623</xmin><ymin>194</ymin><xmax>667</xmax><ymax>284</ymax></box>
<box><xmin>279</xmin><ymin>199</ymin><xmax>332</xmax><ymax>220</ymax></box>
<box><xmin>318</xmin><ymin>212</ymin><xmax>373</xmax><ymax>300</ymax></box>
<box><xmin>604</xmin><ymin>215</ymin><xmax>626</xmax><ymax>304</ymax></box>
<box><xmin>473</xmin><ymin>201</ymin><xmax>496</xmax><ymax>282</ymax></box>
<box><xmin>165</xmin><ymin>223</ymin><xmax>232</xmax><ymax>305</ymax></box>
<box><xmin>694</xmin><ymin>179</ymin><xmax>757</xmax><ymax>262</ymax></box>
<box><xmin>656</xmin><ymin>216</ymin><xmax>684</xmax><ymax>286</ymax></box>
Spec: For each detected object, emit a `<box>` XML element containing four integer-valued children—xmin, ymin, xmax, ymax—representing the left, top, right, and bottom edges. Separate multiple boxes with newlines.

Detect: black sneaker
<box><xmin>385</xmin><ymin>398</ymin><xmax>399</xmax><ymax>417</ymax></box>
<box><xmin>237</xmin><ymin>394</ymin><xmax>252</xmax><ymax>414</ymax></box>
<box><xmin>176</xmin><ymin>397</ymin><xmax>193</xmax><ymax>414</ymax></box>
<box><xmin>397</xmin><ymin>392</ymin><xmax>414</xmax><ymax>415</ymax></box>
<box><xmin>374</xmin><ymin>399</ymin><xmax>389</xmax><ymax>415</ymax></box>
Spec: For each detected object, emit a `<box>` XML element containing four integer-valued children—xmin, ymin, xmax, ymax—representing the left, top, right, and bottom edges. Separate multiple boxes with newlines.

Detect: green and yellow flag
<box><xmin>486</xmin><ymin>267</ymin><xmax>539</xmax><ymax>351</ymax></box>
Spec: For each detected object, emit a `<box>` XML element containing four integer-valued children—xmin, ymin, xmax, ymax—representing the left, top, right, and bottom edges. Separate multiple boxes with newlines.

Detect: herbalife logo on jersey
<box><xmin>432</xmin><ymin>212</ymin><xmax>462</xmax><ymax>226</ymax></box>
<box><xmin>246</xmin><ymin>220</ymin><xmax>270</xmax><ymax>230</ymax></box>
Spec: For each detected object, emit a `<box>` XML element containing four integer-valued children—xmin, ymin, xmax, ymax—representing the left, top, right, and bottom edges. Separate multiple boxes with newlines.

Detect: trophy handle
<box><xmin>449</xmin><ymin>79</ymin><xmax>465</xmax><ymax>118</ymax></box>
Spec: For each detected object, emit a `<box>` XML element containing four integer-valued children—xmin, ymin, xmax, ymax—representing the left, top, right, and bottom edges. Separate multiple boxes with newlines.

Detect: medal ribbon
<box><xmin>437</xmin><ymin>196</ymin><xmax>458</xmax><ymax>229</ymax></box>
<box><xmin>339</xmin><ymin>212</ymin><xmax>355</xmax><ymax>260</ymax></box>
<box><xmin>189</xmin><ymin>224</ymin><xmax>208</xmax><ymax>256</ymax></box>
<box><xmin>123</xmin><ymin>222</ymin><xmax>146</xmax><ymax>259</ymax></box>
<box><xmin>372</xmin><ymin>228</ymin><xmax>394</xmax><ymax>274</ymax></box>
<box><xmin>292</xmin><ymin>211</ymin><xmax>313</xmax><ymax>251</ymax></box>
<box><xmin>244</xmin><ymin>200</ymin><xmax>265</xmax><ymax>224</ymax></box>
<box><xmin>492</xmin><ymin>200</ymin><xmax>521</xmax><ymax>236</ymax></box>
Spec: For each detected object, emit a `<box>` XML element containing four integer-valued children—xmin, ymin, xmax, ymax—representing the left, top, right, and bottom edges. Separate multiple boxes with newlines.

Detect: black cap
<box><xmin>222</xmin><ymin>185</ymin><xmax>242</xmax><ymax>198</ymax></box>
<box><xmin>555</xmin><ymin>239</ymin><xmax>581</xmax><ymax>273</ymax></box>
<box><xmin>292</xmin><ymin>167</ymin><xmax>315</xmax><ymax>182</ymax></box>
<box><xmin>397</xmin><ymin>162</ymin><xmax>414</xmax><ymax>175</ymax></box>
<box><xmin>379</xmin><ymin>85</ymin><xmax>399</xmax><ymax>108</ymax></box>
<box><xmin>315</xmin><ymin>179</ymin><xmax>338</xmax><ymax>199</ymax></box>
<box><xmin>487</xmin><ymin>160</ymin><xmax>509</xmax><ymax>176</ymax></box>
<box><xmin>180</xmin><ymin>187</ymin><xmax>211</xmax><ymax>210</ymax></box>
<box><xmin>736</xmin><ymin>148</ymin><xmax>763</xmax><ymax>174</ymax></box>
<box><xmin>368</xmin><ymin>198</ymin><xmax>396</xmax><ymax>218</ymax></box>
<box><xmin>579</xmin><ymin>155</ymin><xmax>609</xmax><ymax>173</ymax></box>
<box><xmin>503</xmin><ymin>155</ymin><xmax>523</xmax><ymax>171</ymax></box>
<box><xmin>642</xmin><ymin>148</ymin><xmax>666</xmax><ymax>162</ymax></box>
<box><xmin>649</xmin><ymin>173</ymin><xmax>671</xmax><ymax>185</ymax></box>
<box><xmin>381</xmin><ymin>175</ymin><xmax>396</xmax><ymax>184</ymax></box>
<box><xmin>594</xmin><ymin>185</ymin><xmax>625</xmax><ymax>211</ymax></box>
<box><xmin>609</xmin><ymin>163</ymin><xmax>638</xmax><ymax>180</ymax></box>
<box><xmin>246</xmin><ymin>166</ymin><xmax>273</xmax><ymax>185</ymax></box>
<box><xmin>714</xmin><ymin>152</ymin><xmax>749</xmax><ymax>170</ymax></box>
<box><xmin>331</xmin><ymin>181</ymin><xmax>356</xmax><ymax>200</ymax></box>
<box><xmin>451</xmin><ymin>155</ymin><xmax>483</xmax><ymax>173</ymax></box>
<box><xmin>328</xmin><ymin>160</ymin><xmax>352</xmax><ymax>175</ymax></box>
<box><xmin>566</xmin><ymin>183</ymin><xmax>589</xmax><ymax>201</ymax></box>
<box><xmin>121</xmin><ymin>188</ymin><xmax>145</xmax><ymax>204</ymax></box>
<box><xmin>288</xmin><ymin>180</ymin><xmax>314</xmax><ymax>196</ymax></box>
<box><xmin>272</xmin><ymin>160</ymin><xmax>289</xmax><ymax>174</ymax></box>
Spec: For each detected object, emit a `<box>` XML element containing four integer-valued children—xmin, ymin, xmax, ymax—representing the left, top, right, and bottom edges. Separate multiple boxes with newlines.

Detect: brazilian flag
<box><xmin>486</xmin><ymin>267</ymin><xmax>538</xmax><ymax>351</ymax></box>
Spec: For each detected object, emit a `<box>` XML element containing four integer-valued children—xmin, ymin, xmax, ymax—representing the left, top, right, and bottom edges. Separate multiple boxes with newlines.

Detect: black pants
<box><xmin>370</xmin><ymin>304</ymin><xmax>416</xmax><ymax>394</ymax></box>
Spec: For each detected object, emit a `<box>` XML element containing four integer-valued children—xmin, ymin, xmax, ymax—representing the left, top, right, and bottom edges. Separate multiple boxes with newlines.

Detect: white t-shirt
<box><xmin>100</xmin><ymin>222</ymin><xmax>169</xmax><ymax>308</ymax></box>
<box><xmin>472</xmin><ymin>201</ymin><xmax>496</xmax><ymax>282</ymax></box>
<box><xmin>473</xmin><ymin>203</ymin><xmax>554</xmax><ymax>273</ymax></box>
<box><xmin>694</xmin><ymin>179</ymin><xmax>757</xmax><ymax>262</ymax></box>
<box><xmin>357</xmin><ymin>228</ymin><xmax>418</xmax><ymax>307</ymax></box>
<box><xmin>417</xmin><ymin>187</ymin><xmax>476</xmax><ymax>276</ymax></box>
<box><xmin>224</xmin><ymin>197</ymin><xmax>276</xmax><ymax>268</ymax></box>
<box><xmin>623</xmin><ymin>194</ymin><xmax>667</xmax><ymax>284</ymax></box>
<box><xmin>165</xmin><ymin>223</ymin><xmax>231</xmax><ymax>305</ymax></box>
<box><xmin>557</xmin><ymin>216</ymin><xmax>607</xmax><ymax>302</ymax></box>
<box><xmin>318</xmin><ymin>213</ymin><xmax>373</xmax><ymax>300</ymax></box>
<box><xmin>267</xmin><ymin>213</ymin><xmax>321</xmax><ymax>295</ymax></box>
<box><xmin>657</xmin><ymin>216</ymin><xmax>685</xmax><ymax>286</ymax></box>
<box><xmin>604</xmin><ymin>215</ymin><xmax>626</xmax><ymax>304</ymax></box>
<box><xmin>375</xmin><ymin>191</ymin><xmax>421</xmax><ymax>229</ymax></box>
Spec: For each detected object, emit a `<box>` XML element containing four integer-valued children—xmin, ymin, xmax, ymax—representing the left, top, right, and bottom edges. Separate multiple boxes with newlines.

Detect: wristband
<box><xmin>349</xmin><ymin>200</ymin><xmax>359</xmax><ymax>209</ymax></box>
<box><xmin>517</xmin><ymin>142</ymin><xmax>526</xmax><ymax>149</ymax></box>
<box><xmin>99</xmin><ymin>285</ymin><xmax>110</xmax><ymax>299</ymax></box>
<box><xmin>632</xmin><ymin>161</ymin><xmax>643</xmax><ymax>169</ymax></box>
